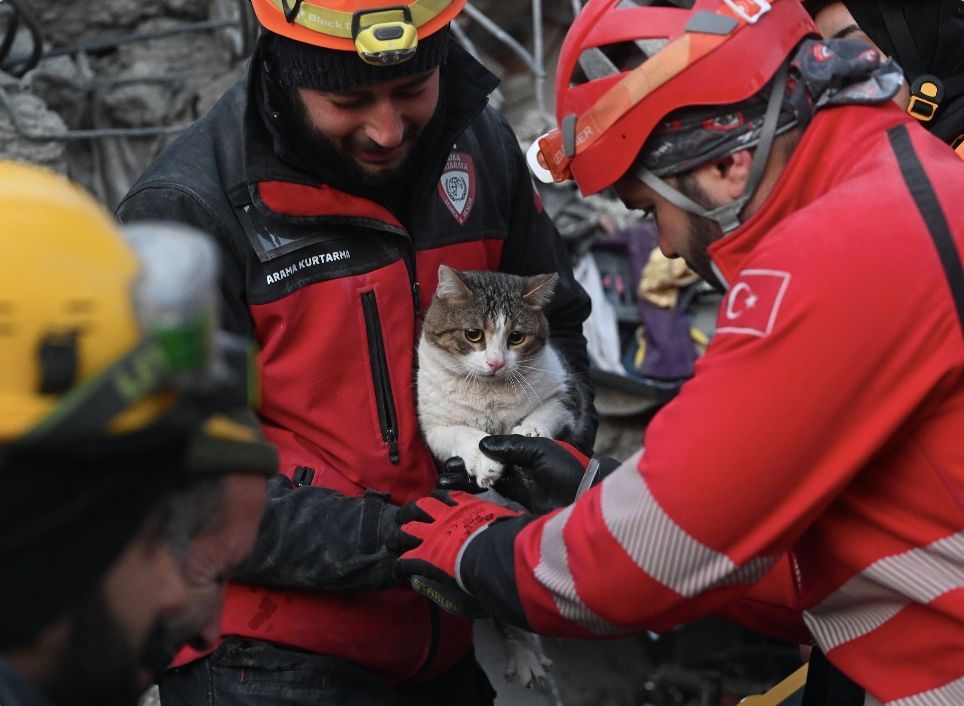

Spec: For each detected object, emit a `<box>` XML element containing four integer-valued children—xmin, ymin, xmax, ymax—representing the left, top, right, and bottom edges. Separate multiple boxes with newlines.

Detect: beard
<box><xmin>40</xmin><ymin>588</ymin><xmax>170</xmax><ymax>706</ymax></box>
<box><xmin>674</xmin><ymin>172</ymin><xmax>727</xmax><ymax>290</ymax></box>
<box><xmin>288</xmin><ymin>94</ymin><xmax>424</xmax><ymax>189</ymax></box>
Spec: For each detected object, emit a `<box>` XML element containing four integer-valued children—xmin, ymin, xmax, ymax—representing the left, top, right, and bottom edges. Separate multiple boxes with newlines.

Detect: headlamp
<box><xmin>352</xmin><ymin>6</ymin><xmax>419</xmax><ymax>66</ymax></box>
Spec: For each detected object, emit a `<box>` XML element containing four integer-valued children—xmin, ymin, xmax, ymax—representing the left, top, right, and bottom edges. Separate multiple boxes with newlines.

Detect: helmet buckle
<box><xmin>907</xmin><ymin>75</ymin><xmax>944</xmax><ymax>123</ymax></box>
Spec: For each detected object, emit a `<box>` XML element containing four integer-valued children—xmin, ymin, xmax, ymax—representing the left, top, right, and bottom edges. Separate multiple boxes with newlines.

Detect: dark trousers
<box><xmin>159</xmin><ymin>636</ymin><xmax>496</xmax><ymax>706</ymax></box>
<box><xmin>801</xmin><ymin>649</ymin><xmax>866</xmax><ymax>706</ymax></box>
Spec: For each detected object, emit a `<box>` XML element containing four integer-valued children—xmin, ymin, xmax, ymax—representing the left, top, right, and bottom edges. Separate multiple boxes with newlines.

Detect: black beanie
<box><xmin>262</xmin><ymin>26</ymin><xmax>451</xmax><ymax>92</ymax></box>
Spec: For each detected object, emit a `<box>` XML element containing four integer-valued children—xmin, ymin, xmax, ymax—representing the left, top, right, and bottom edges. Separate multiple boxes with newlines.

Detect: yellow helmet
<box><xmin>0</xmin><ymin>161</ymin><xmax>256</xmax><ymax>447</ymax></box>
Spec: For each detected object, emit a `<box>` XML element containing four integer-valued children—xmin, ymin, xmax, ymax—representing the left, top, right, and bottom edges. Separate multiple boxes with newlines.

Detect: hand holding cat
<box><xmin>479</xmin><ymin>435</ymin><xmax>621</xmax><ymax>515</ymax></box>
<box><xmin>388</xmin><ymin>490</ymin><xmax>522</xmax><ymax>613</ymax></box>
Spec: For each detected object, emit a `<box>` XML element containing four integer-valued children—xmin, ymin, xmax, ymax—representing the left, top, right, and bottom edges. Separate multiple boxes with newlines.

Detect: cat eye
<box><xmin>465</xmin><ymin>329</ymin><xmax>484</xmax><ymax>343</ymax></box>
<box><xmin>507</xmin><ymin>331</ymin><xmax>526</xmax><ymax>345</ymax></box>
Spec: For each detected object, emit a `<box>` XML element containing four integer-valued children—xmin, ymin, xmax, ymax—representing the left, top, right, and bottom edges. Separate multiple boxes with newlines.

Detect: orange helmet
<box><xmin>251</xmin><ymin>0</ymin><xmax>465</xmax><ymax>64</ymax></box>
<box><xmin>528</xmin><ymin>0</ymin><xmax>815</xmax><ymax>196</ymax></box>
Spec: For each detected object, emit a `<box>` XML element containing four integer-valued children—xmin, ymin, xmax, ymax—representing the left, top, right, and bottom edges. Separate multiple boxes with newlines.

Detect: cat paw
<box><xmin>511</xmin><ymin>423</ymin><xmax>549</xmax><ymax>438</ymax></box>
<box><xmin>502</xmin><ymin>627</ymin><xmax>552</xmax><ymax>689</ymax></box>
<box><xmin>463</xmin><ymin>447</ymin><xmax>504</xmax><ymax>489</ymax></box>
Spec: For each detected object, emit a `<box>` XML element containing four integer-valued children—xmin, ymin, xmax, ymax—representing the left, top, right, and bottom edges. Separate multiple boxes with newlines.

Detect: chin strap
<box><xmin>634</xmin><ymin>60</ymin><xmax>790</xmax><ymax>235</ymax></box>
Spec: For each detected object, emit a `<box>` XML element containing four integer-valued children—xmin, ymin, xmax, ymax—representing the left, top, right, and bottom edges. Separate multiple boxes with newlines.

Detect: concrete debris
<box><xmin>0</xmin><ymin>78</ymin><xmax>67</xmax><ymax>172</ymax></box>
<box><xmin>1</xmin><ymin>0</ymin><xmax>246</xmax><ymax>206</ymax></box>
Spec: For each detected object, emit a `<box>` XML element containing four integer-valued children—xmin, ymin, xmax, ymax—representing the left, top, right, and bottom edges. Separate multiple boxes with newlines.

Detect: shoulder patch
<box><xmin>716</xmin><ymin>269</ymin><xmax>791</xmax><ymax>338</ymax></box>
<box><xmin>438</xmin><ymin>152</ymin><xmax>476</xmax><ymax>225</ymax></box>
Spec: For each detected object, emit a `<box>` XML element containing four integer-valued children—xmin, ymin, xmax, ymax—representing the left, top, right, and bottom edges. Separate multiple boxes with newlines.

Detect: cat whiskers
<box><xmin>516</xmin><ymin>364</ymin><xmax>555</xmax><ymax>374</ymax></box>
<box><xmin>515</xmin><ymin>356</ymin><xmax>551</xmax><ymax>375</ymax></box>
<box><xmin>507</xmin><ymin>369</ymin><xmax>542</xmax><ymax>406</ymax></box>
<box><xmin>455</xmin><ymin>369</ymin><xmax>480</xmax><ymax>398</ymax></box>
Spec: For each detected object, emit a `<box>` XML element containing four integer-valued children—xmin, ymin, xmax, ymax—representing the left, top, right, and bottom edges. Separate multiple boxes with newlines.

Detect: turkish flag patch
<box><xmin>716</xmin><ymin>269</ymin><xmax>791</xmax><ymax>338</ymax></box>
<box><xmin>438</xmin><ymin>152</ymin><xmax>476</xmax><ymax>225</ymax></box>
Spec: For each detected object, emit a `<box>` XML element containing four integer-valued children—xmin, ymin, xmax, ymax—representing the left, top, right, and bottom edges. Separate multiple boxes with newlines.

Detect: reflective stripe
<box><xmin>803</xmin><ymin>532</ymin><xmax>964</xmax><ymax>651</ymax></box>
<box><xmin>600</xmin><ymin>451</ymin><xmax>778</xmax><ymax>597</ymax></box>
<box><xmin>534</xmin><ymin>505</ymin><xmax>625</xmax><ymax>635</ymax></box>
<box><xmin>879</xmin><ymin>676</ymin><xmax>964</xmax><ymax>706</ymax></box>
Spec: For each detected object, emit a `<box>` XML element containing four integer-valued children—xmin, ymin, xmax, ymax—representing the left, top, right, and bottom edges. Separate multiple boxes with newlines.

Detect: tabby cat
<box><xmin>417</xmin><ymin>264</ymin><xmax>591</xmax><ymax>488</ymax></box>
<box><xmin>418</xmin><ymin>264</ymin><xmax>597</xmax><ymax>688</ymax></box>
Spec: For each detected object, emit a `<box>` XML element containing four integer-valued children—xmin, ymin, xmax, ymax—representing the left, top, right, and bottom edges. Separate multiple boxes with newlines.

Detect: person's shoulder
<box><xmin>119</xmin><ymin>80</ymin><xmax>248</xmax><ymax>213</ymax></box>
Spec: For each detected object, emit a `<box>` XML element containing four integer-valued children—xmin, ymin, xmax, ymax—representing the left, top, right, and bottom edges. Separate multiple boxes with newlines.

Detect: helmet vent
<box><xmin>572</xmin><ymin>38</ymin><xmax>669</xmax><ymax>87</ymax></box>
<box><xmin>38</xmin><ymin>330</ymin><xmax>79</xmax><ymax>395</ymax></box>
<box><xmin>617</xmin><ymin>0</ymin><xmax>695</xmax><ymax>7</ymax></box>
<box><xmin>577</xmin><ymin>48</ymin><xmax>619</xmax><ymax>82</ymax></box>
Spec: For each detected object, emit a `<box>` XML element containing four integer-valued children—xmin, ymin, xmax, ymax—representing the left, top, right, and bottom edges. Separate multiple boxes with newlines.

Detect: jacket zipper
<box><xmin>361</xmin><ymin>291</ymin><xmax>400</xmax><ymax>464</ymax></box>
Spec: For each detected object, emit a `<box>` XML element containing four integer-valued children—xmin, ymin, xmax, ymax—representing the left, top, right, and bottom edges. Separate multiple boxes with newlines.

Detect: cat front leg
<box><xmin>423</xmin><ymin>424</ymin><xmax>504</xmax><ymax>489</ymax></box>
<box><xmin>495</xmin><ymin>620</ymin><xmax>553</xmax><ymax>689</ymax></box>
<box><xmin>511</xmin><ymin>395</ymin><xmax>570</xmax><ymax>440</ymax></box>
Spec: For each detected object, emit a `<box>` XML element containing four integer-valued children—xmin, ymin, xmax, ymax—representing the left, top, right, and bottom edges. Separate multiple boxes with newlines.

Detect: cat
<box><xmin>417</xmin><ymin>264</ymin><xmax>591</xmax><ymax>489</ymax></box>
<box><xmin>417</xmin><ymin>264</ymin><xmax>592</xmax><ymax>689</ymax></box>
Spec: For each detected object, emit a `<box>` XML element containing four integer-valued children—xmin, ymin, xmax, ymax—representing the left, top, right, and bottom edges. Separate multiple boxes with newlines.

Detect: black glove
<box><xmin>437</xmin><ymin>456</ymin><xmax>486</xmax><ymax>493</ymax></box>
<box><xmin>480</xmin><ymin>435</ymin><xmax>620</xmax><ymax>514</ymax></box>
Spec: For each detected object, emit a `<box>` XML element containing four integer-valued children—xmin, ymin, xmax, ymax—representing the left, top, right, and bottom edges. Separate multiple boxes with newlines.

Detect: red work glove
<box><xmin>389</xmin><ymin>491</ymin><xmax>522</xmax><ymax>614</ymax></box>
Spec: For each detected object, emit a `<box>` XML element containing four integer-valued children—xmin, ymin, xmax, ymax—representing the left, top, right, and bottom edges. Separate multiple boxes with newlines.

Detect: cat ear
<box><xmin>435</xmin><ymin>264</ymin><xmax>473</xmax><ymax>302</ymax></box>
<box><xmin>522</xmin><ymin>273</ymin><xmax>559</xmax><ymax>309</ymax></box>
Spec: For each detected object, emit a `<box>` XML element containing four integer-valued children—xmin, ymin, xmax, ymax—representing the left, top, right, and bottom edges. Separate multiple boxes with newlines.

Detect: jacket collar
<box><xmin>707</xmin><ymin>102</ymin><xmax>914</xmax><ymax>288</ymax></box>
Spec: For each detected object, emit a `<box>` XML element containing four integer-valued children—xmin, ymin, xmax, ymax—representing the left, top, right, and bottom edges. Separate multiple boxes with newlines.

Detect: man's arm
<box><xmin>233</xmin><ymin>474</ymin><xmax>397</xmax><ymax>590</ymax></box>
<box><xmin>398</xmin><ymin>238</ymin><xmax>947</xmax><ymax>641</ymax></box>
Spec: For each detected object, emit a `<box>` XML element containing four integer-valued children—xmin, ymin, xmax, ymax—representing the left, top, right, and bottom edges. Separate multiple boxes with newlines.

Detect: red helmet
<box><xmin>529</xmin><ymin>0</ymin><xmax>816</xmax><ymax>195</ymax></box>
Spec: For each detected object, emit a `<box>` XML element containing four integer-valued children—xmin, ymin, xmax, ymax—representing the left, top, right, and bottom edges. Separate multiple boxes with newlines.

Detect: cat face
<box><xmin>422</xmin><ymin>265</ymin><xmax>558</xmax><ymax>379</ymax></box>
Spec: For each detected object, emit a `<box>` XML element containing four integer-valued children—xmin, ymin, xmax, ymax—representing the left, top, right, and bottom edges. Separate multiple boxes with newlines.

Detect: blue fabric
<box><xmin>0</xmin><ymin>657</ymin><xmax>57</xmax><ymax>706</ymax></box>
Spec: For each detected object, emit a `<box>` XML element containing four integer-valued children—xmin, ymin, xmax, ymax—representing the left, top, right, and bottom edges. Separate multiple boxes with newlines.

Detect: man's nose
<box><xmin>365</xmin><ymin>101</ymin><xmax>405</xmax><ymax>148</ymax></box>
<box><xmin>156</xmin><ymin>547</ymin><xmax>191</xmax><ymax>615</ymax></box>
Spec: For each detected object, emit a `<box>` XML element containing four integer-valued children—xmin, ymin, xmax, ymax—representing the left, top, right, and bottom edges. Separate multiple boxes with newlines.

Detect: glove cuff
<box><xmin>552</xmin><ymin>440</ymin><xmax>591</xmax><ymax>468</ymax></box>
<box><xmin>453</xmin><ymin>524</ymin><xmax>491</xmax><ymax>594</ymax></box>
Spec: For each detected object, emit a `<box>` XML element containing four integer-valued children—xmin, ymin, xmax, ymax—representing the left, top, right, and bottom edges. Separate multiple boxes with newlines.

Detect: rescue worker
<box><xmin>388</xmin><ymin>1</ymin><xmax>964</xmax><ymax>703</ymax></box>
<box><xmin>115</xmin><ymin>1</ymin><xmax>595</xmax><ymax>703</ymax></box>
<box><xmin>0</xmin><ymin>161</ymin><xmax>277</xmax><ymax>706</ymax></box>
<box><xmin>808</xmin><ymin>0</ymin><xmax>964</xmax><ymax>157</ymax></box>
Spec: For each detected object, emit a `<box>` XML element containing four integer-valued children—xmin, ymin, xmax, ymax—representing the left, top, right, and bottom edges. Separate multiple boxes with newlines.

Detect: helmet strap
<box><xmin>634</xmin><ymin>60</ymin><xmax>789</xmax><ymax>235</ymax></box>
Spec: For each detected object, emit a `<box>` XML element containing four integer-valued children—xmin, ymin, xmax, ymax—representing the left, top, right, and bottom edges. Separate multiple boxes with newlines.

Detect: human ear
<box><xmin>690</xmin><ymin>150</ymin><xmax>752</xmax><ymax>205</ymax></box>
<box><xmin>716</xmin><ymin>150</ymin><xmax>753</xmax><ymax>201</ymax></box>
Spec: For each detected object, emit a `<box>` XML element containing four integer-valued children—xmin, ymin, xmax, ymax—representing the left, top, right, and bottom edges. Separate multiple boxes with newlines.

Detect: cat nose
<box><xmin>487</xmin><ymin>358</ymin><xmax>504</xmax><ymax>372</ymax></box>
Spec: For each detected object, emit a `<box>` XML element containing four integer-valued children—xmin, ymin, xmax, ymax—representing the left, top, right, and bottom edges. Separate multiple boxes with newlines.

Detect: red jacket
<box><xmin>464</xmin><ymin>104</ymin><xmax>964</xmax><ymax>702</ymax></box>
